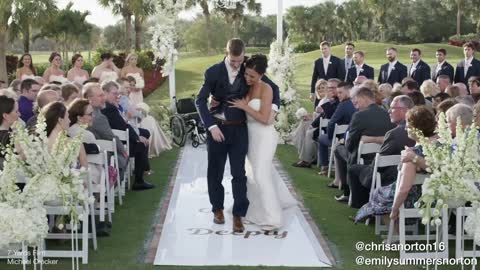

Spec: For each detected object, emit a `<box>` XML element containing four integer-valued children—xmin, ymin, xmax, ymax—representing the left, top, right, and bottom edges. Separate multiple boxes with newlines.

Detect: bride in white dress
<box><xmin>229</xmin><ymin>54</ymin><xmax>296</xmax><ymax>230</ymax></box>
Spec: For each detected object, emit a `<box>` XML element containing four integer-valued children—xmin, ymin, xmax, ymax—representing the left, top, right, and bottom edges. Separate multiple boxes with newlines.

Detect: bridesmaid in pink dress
<box><xmin>67</xmin><ymin>54</ymin><xmax>89</xmax><ymax>85</ymax></box>
<box><xmin>16</xmin><ymin>53</ymin><xmax>36</xmax><ymax>80</ymax></box>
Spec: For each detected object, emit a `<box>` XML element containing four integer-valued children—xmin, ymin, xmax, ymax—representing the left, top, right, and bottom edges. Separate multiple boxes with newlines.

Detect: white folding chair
<box><xmin>112</xmin><ymin>129</ymin><xmax>132</xmax><ymax>194</ymax></box>
<box><xmin>42</xmin><ymin>182</ymin><xmax>92</xmax><ymax>264</ymax></box>
<box><xmin>96</xmin><ymin>139</ymin><xmax>122</xmax><ymax>208</ymax></box>
<box><xmin>387</xmin><ymin>173</ymin><xmax>449</xmax><ymax>259</ymax></box>
<box><xmin>356</xmin><ymin>142</ymin><xmax>382</xmax><ymax>165</ymax></box>
<box><xmin>364</xmin><ymin>154</ymin><xmax>400</xmax><ymax>231</ymax></box>
<box><xmin>455</xmin><ymin>207</ymin><xmax>480</xmax><ymax>258</ymax></box>
<box><xmin>315</xmin><ymin>118</ymin><xmax>330</xmax><ymax>167</ymax></box>
<box><xmin>327</xmin><ymin>124</ymin><xmax>349</xmax><ymax>178</ymax></box>
<box><xmin>87</xmin><ymin>151</ymin><xmax>112</xmax><ymax>225</ymax></box>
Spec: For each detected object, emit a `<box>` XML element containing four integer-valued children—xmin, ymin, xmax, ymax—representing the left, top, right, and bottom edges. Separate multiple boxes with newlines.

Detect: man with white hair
<box><xmin>453</xmin><ymin>82</ymin><xmax>469</xmax><ymax>96</ymax></box>
<box><xmin>446</xmin><ymin>103</ymin><xmax>473</xmax><ymax>138</ymax></box>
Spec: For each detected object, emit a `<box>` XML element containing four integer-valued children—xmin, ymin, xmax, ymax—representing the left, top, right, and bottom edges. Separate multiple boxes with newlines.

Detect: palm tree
<box><xmin>216</xmin><ymin>0</ymin><xmax>261</xmax><ymax>38</ymax></box>
<box><xmin>8</xmin><ymin>0</ymin><xmax>56</xmax><ymax>53</ymax></box>
<box><xmin>98</xmin><ymin>0</ymin><xmax>134</xmax><ymax>51</ymax></box>
<box><xmin>186</xmin><ymin>0</ymin><xmax>212</xmax><ymax>53</ymax></box>
<box><xmin>132</xmin><ymin>0</ymin><xmax>156</xmax><ymax>51</ymax></box>
<box><xmin>0</xmin><ymin>0</ymin><xmax>13</xmax><ymax>84</ymax></box>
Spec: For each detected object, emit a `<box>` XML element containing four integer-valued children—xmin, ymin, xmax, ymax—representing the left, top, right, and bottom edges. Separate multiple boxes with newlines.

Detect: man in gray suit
<box><xmin>83</xmin><ymin>83</ymin><xmax>128</xmax><ymax>174</ymax></box>
<box><xmin>346</xmin><ymin>95</ymin><xmax>415</xmax><ymax>208</ymax></box>
<box><xmin>342</xmin><ymin>43</ymin><xmax>355</xmax><ymax>81</ymax></box>
<box><xmin>333</xmin><ymin>87</ymin><xmax>396</xmax><ymax>202</ymax></box>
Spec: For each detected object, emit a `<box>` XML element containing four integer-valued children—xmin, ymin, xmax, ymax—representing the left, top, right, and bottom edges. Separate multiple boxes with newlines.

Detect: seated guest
<box><xmin>67</xmin><ymin>99</ymin><xmax>102</xmax><ymax>185</ymax></box>
<box><xmin>400</xmin><ymin>80</ymin><xmax>418</xmax><ymax>94</ymax></box>
<box><xmin>314</xmin><ymin>79</ymin><xmax>337</xmax><ymax>117</ymax></box>
<box><xmin>40</xmin><ymin>83</ymin><xmax>61</xmax><ymax>94</ymax></box>
<box><xmin>334</xmin><ymin>87</ymin><xmax>396</xmax><ymax>202</ymax></box>
<box><xmin>82</xmin><ymin>82</ymin><xmax>129</xmax><ymax>183</ymax></box>
<box><xmin>446</xmin><ymin>104</ymin><xmax>473</xmax><ymax>137</ymax></box>
<box><xmin>99</xmin><ymin>81</ymin><xmax>154</xmax><ymax>190</ymax></box>
<box><xmin>436</xmin><ymin>74</ymin><xmax>451</xmax><ymax>93</ymax></box>
<box><xmin>433</xmin><ymin>92</ymin><xmax>450</xmax><ymax>109</ymax></box>
<box><xmin>317</xmin><ymin>82</ymin><xmax>356</xmax><ymax>175</ymax></box>
<box><xmin>355</xmin><ymin>105</ymin><xmax>437</xmax><ymax>223</ymax></box>
<box><xmin>41</xmin><ymin>101</ymin><xmax>87</xmax><ymax>167</ymax></box>
<box><xmin>347</xmin><ymin>95</ymin><xmax>415</xmax><ymax>208</ymax></box>
<box><xmin>61</xmin><ymin>83</ymin><xmax>80</xmax><ymax>106</ymax></box>
<box><xmin>407</xmin><ymin>91</ymin><xmax>426</xmax><ymax>106</ymax></box>
<box><xmin>18</xmin><ymin>79</ymin><xmax>40</xmax><ymax>123</ymax></box>
<box><xmin>354</xmin><ymin>75</ymin><xmax>367</xmax><ymax>86</ymax></box>
<box><xmin>446</xmin><ymin>85</ymin><xmax>461</xmax><ymax>98</ymax></box>
<box><xmin>420</xmin><ymin>80</ymin><xmax>440</xmax><ymax>103</ymax></box>
<box><xmin>455</xmin><ymin>95</ymin><xmax>475</xmax><ymax>107</ymax></box>
<box><xmin>26</xmin><ymin>90</ymin><xmax>60</xmax><ymax>133</ymax></box>
<box><xmin>9</xmin><ymin>79</ymin><xmax>21</xmax><ymax>96</ymax></box>
<box><xmin>468</xmin><ymin>76</ymin><xmax>480</xmax><ymax>94</ymax></box>
<box><xmin>436</xmin><ymin>98</ymin><xmax>458</xmax><ymax>117</ymax></box>
<box><xmin>453</xmin><ymin>82</ymin><xmax>469</xmax><ymax>96</ymax></box>
<box><xmin>378</xmin><ymin>83</ymin><xmax>393</xmax><ymax>109</ymax></box>
<box><xmin>0</xmin><ymin>96</ymin><xmax>20</xmax><ymax>169</ymax></box>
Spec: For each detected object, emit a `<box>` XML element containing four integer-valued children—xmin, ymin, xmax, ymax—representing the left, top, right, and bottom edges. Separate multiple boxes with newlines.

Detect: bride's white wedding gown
<box><xmin>245</xmin><ymin>99</ymin><xmax>297</xmax><ymax>230</ymax></box>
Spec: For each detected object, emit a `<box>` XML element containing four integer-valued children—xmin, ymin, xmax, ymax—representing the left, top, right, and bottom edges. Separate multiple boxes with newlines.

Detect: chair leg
<box><xmin>327</xmin><ymin>144</ymin><xmax>335</xmax><ymax>178</ymax></box>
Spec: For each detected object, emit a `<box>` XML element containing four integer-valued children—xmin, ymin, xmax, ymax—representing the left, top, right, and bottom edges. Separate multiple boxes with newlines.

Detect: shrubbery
<box><xmin>448</xmin><ymin>33</ymin><xmax>480</xmax><ymax>49</ymax></box>
<box><xmin>293</xmin><ymin>42</ymin><xmax>319</xmax><ymax>53</ymax></box>
<box><xmin>92</xmin><ymin>48</ymin><xmax>156</xmax><ymax>71</ymax></box>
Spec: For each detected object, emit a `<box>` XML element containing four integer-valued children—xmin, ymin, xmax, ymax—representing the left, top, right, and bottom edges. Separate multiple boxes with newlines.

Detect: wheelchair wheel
<box><xmin>170</xmin><ymin>115</ymin><xmax>186</xmax><ymax>146</ymax></box>
<box><xmin>192</xmin><ymin>135</ymin><xmax>200</xmax><ymax>148</ymax></box>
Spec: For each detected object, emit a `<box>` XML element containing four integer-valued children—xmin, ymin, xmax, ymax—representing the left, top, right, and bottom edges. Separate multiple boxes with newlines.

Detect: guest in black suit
<box><xmin>347</xmin><ymin>95</ymin><xmax>415</xmax><ymax>208</ymax></box>
<box><xmin>432</xmin><ymin>48</ymin><xmax>454</xmax><ymax>83</ymax></box>
<box><xmin>408</xmin><ymin>48</ymin><xmax>431</xmax><ymax>86</ymax></box>
<box><xmin>333</xmin><ymin>87</ymin><xmax>396</xmax><ymax>202</ymax></box>
<box><xmin>454</xmin><ymin>42</ymin><xmax>480</xmax><ymax>90</ymax></box>
<box><xmin>311</xmin><ymin>41</ymin><xmax>345</xmax><ymax>108</ymax></box>
<box><xmin>378</xmin><ymin>47</ymin><xmax>408</xmax><ymax>86</ymax></box>
<box><xmin>342</xmin><ymin>42</ymin><xmax>355</xmax><ymax>81</ymax></box>
<box><xmin>346</xmin><ymin>51</ymin><xmax>374</xmax><ymax>84</ymax></box>
<box><xmin>100</xmin><ymin>81</ymin><xmax>154</xmax><ymax>190</ymax></box>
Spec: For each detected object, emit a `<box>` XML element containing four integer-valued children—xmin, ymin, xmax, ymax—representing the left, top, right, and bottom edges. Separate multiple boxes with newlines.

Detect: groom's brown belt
<box><xmin>214</xmin><ymin>118</ymin><xmax>245</xmax><ymax>125</ymax></box>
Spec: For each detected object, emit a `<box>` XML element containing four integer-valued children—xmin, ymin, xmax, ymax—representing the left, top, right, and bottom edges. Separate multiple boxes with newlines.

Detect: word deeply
<box><xmin>187</xmin><ymin>228</ymin><xmax>288</xmax><ymax>239</ymax></box>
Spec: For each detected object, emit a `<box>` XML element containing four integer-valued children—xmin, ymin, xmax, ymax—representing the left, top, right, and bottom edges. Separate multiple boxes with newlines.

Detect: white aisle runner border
<box><xmin>153</xmin><ymin>144</ymin><xmax>332</xmax><ymax>267</ymax></box>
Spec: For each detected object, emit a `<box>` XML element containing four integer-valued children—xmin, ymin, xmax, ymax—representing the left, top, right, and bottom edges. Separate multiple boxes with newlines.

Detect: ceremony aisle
<box><xmin>149</xmin><ymin>144</ymin><xmax>333</xmax><ymax>267</ymax></box>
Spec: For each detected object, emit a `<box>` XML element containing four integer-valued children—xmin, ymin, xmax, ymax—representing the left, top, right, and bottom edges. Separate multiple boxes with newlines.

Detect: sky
<box><xmin>56</xmin><ymin>0</ymin><xmax>334</xmax><ymax>28</ymax></box>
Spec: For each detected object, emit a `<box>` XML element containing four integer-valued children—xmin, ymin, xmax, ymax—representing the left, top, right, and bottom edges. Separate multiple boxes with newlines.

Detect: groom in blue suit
<box><xmin>196</xmin><ymin>38</ymin><xmax>280</xmax><ymax>233</ymax></box>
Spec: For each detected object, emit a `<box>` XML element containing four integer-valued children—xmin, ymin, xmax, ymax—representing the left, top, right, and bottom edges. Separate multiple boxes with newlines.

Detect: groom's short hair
<box><xmin>226</xmin><ymin>38</ymin><xmax>245</xmax><ymax>56</ymax></box>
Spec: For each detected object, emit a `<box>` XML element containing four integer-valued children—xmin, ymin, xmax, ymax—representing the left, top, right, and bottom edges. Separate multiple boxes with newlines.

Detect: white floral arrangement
<box><xmin>413</xmin><ymin>113</ymin><xmax>480</xmax><ymax>242</ymax></box>
<box><xmin>127</xmin><ymin>73</ymin><xmax>145</xmax><ymax>89</ymax></box>
<box><xmin>0</xmin><ymin>114</ymin><xmax>91</xmax><ymax>248</ymax></box>
<box><xmin>267</xmin><ymin>38</ymin><xmax>301</xmax><ymax>143</ymax></box>
<box><xmin>149</xmin><ymin>0</ymin><xmax>186</xmax><ymax>76</ymax></box>
<box><xmin>295</xmin><ymin>107</ymin><xmax>308</xmax><ymax>120</ymax></box>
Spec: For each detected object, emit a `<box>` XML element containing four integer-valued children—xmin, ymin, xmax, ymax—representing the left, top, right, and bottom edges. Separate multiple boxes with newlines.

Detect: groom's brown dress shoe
<box><xmin>213</xmin><ymin>210</ymin><xmax>225</xmax><ymax>224</ymax></box>
<box><xmin>233</xmin><ymin>216</ymin><xmax>244</xmax><ymax>233</ymax></box>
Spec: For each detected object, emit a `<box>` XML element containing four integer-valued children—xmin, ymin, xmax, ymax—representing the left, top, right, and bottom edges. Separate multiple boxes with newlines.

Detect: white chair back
<box><xmin>327</xmin><ymin>124</ymin><xmax>349</xmax><ymax>178</ymax></box>
<box><xmin>319</xmin><ymin>118</ymin><xmax>330</xmax><ymax>135</ymax></box>
<box><xmin>356</xmin><ymin>142</ymin><xmax>382</xmax><ymax>164</ymax></box>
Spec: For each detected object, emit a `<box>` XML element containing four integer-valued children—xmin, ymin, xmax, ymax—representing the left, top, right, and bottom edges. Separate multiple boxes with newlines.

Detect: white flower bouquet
<box><xmin>295</xmin><ymin>108</ymin><xmax>308</xmax><ymax>120</ymax></box>
<box><xmin>413</xmin><ymin>113</ymin><xmax>480</xmax><ymax>231</ymax></box>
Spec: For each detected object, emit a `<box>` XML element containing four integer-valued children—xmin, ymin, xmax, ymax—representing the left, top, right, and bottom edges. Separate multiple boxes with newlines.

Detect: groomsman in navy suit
<box><xmin>311</xmin><ymin>41</ymin><xmax>345</xmax><ymax>107</ymax></box>
<box><xmin>431</xmin><ymin>48</ymin><xmax>454</xmax><ymax>83</ymax></box>
<box><xmin>342</xmin><ymin>43</ymin><xmax>355</xmax><ymax>81</ymax></box>
<box><xmin>378</xmin><ymin>47</ymin><xmax>408</xmax><ymax>85</ymax></box>
<box><xmin>454</xmin><ymin>42</ymin><xmax>480</xmax><ymax>90</ymax></box>
<box><xmin>346</xmin><ymin>51</ymin><xmax>374</xmax><ymax>84</ymax></box>
<box><xmin>408</xmin><ymin>48</ymin><xmax>430</xmax><ymax>86</ymax></box>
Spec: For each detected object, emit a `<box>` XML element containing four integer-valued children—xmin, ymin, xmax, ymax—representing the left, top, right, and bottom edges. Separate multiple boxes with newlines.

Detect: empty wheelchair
<box><xmin>169</xmin><ymin>96</ymin><xmax>206</xmax><ymax>148</ymax></box>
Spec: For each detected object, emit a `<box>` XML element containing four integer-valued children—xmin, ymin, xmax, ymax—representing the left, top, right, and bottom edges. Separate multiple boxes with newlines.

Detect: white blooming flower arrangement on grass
<box><xmin>149</xmin><ymin>0</ymin><xmax>186</xmax><ymax>76</ymax></box>
<box><xmin>412</xmin><ymin>113</ymin><xmax>480</xmax><ymax>240</ymax></box>
<box><xmin>0</xmin><ymin>114</ymin><xmax>90</xmax><ymax>248</ymax></box>
<box><xmin>268</xmin><ymin>38</ymin><xmax>301</xmax><ymax>143</ymax></box>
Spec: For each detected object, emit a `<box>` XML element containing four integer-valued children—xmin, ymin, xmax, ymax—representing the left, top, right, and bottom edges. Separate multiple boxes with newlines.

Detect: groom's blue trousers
<box><xmin>206</xmin><ymin>123</ymin><xmax>249</xmax><ymax>217</ymax></box>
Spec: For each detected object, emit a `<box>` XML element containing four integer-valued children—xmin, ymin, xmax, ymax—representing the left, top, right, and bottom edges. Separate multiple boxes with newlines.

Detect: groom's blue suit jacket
<box><xmin>196</xmin><ymin>60</ymin><xmax>281</xmax><ymax>129</ymax></box>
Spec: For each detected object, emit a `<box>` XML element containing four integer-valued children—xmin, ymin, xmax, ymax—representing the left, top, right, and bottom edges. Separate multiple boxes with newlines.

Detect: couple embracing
<box><xmin>196</xmin><ymin>38</ymin><xmax>296</xmax><ymax>233</ymax></box>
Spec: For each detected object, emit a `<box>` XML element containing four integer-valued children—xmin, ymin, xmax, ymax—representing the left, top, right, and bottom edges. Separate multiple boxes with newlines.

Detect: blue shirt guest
<box><xmin>18</xmin><ymin>79</ymin><xmax>40</xmax><ymax>123</ymax></box>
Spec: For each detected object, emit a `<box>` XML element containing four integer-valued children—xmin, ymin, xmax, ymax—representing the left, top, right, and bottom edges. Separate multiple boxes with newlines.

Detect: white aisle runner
<box><xmin>153</xmin><ymin>144</ymin><xmax>332</xmax><ymax>267</ymax></box>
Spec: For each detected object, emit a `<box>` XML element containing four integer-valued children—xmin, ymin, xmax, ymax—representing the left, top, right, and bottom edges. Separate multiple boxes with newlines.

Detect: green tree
<box><xmin>215</xmin><ymin>0</ymin><xmax>261</xmax><ymax>38</ymax></box>
<box><xmin>7</xmin><ymin>0</ymin><xmax>56</xmax><ymax>53</ymax></box>
<box><xmin>35</xmin><ymin>2</ymin><xmax>92</xmax><ymax>62</ymax></box>
<box><xmin>103</xmin><ymin>23</ymin><xmax>128</xmax><ymax>50</ymax></box>
<box><xmin>0</xmin><ymin>0</ymin><xmax>12</xmax><ymax>84</ymax></box>
<box><xmin>98</xmin><ymin>0</ymin><xmax>134</xmax><ymax>51</ymax></box>
<box><xmin>186</xmin><ymin>0</ymin><xmax>213</xmax><ymax>53</ymax></box>
<box><xmin>132</xmin><ymin>0</ymin><xmax>156</xmax><ymax>51</ymax></box>
<box><xmin>183</xmin><ymin>15</ymin><xmax>230</xmax><ymax>53</ymax></box>
<box><xmin>364</xmin><ymin>0</ymin><xmax>399</xmax><ymax>42</ymax></box>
